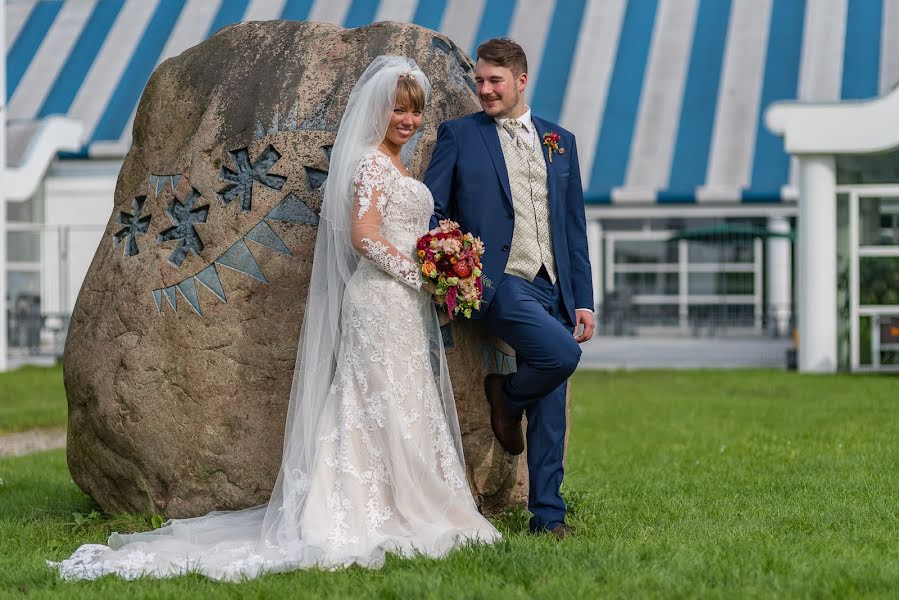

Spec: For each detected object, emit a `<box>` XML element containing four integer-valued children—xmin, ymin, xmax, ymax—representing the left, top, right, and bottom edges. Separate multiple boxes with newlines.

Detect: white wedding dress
<box><xmin>50</xmin><ymin>147</ymin><xmax>500</xmax><ymax>582</ymax></box>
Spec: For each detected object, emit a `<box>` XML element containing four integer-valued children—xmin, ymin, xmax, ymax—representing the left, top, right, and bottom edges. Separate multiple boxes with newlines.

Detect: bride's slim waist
<box><xmin>380</xmin><ymin>230</ymin><xmax>418</xmax><ymax>253</ymax></box>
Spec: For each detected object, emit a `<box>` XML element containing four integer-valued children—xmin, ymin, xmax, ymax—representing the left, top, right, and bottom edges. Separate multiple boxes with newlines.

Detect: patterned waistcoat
<box><xmin>498</xmin><ymin>126</ymin><xmax>557</xmax><ymax>283</ymax></box>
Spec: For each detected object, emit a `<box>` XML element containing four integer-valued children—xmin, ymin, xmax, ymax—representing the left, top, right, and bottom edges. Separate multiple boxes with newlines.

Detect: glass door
<box><xmin>849</xmin><ymin>190</ymin><xmax>899</xmax><ymax>371</ymax></box>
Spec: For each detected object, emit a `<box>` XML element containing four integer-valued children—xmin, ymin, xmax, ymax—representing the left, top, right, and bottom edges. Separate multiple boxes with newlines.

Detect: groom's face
<box><xmin>475</xmin><ymin>59</ymin><xmax>527</xmax><ymax>118</ymax></box>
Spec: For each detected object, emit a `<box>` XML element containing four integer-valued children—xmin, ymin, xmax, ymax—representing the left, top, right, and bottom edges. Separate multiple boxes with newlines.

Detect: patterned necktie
<box><xmin>502</xmin><ymin>118</ymin><xmax>528</xmax><ymax>150</ymax></box>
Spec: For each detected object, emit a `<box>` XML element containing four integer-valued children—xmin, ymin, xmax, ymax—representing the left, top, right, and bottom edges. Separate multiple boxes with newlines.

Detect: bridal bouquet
<box><xmin>416</xmin><ymin>220</ymin><xmax>486</xmax><ymax>319</ymax></box>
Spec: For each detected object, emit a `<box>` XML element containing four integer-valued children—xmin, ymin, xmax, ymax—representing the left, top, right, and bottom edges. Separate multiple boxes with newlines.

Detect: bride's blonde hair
<box><xmin>395</xmin><ymin>75</ymin><xmax>426</xmax><ymax>112</ymax></box>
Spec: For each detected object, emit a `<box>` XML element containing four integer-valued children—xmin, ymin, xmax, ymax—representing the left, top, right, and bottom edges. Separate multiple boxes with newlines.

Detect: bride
<box><xmin>51</xmin><ymin>56</ymin><xmax>500</xmax><ymax>582</ymax></box>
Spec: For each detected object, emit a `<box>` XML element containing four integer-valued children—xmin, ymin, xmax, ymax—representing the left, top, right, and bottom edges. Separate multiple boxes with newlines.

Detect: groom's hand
<box><xmin>573</xmin><ymin>309</ymin><xmax>595</xmax><ymax>343</ymax></box>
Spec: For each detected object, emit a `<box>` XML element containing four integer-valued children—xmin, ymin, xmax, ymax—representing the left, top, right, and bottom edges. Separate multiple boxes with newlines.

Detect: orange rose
<box><xmin>453</xmin><ymin>260</ymin><xmax>472</xmax><ymax>278</ymax></box>
<box><xmin>422</xmin><ymin>262</ymin><xmax>437</xmax><ymax>277</ymax></box>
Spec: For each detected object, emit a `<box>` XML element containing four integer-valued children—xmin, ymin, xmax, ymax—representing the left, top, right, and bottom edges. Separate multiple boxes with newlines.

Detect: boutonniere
<box><xmin>542</xmin><ymin>131</ymin><xmax>565</xmax><ymax>163</ymax></box>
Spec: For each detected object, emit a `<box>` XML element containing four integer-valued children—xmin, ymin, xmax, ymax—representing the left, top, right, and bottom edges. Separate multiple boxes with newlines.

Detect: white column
<box><xmin>0</xmin><ymin>8</ymin><xmax>7</xmax><ymax>372</ymax></box>
<box><xmin>797</xmin><ymin>155</ymin><xmax>837</xmax><ymax>372</ymax></box>
<box><xmin>767</xmin><ymin>215</ymin><xmax>792</xmax><ymax>337</ymax></box>
<box><xmin>678</xmin><ymin>239</ymin><xmax>688</xmax><ymax>332</ymax></box>
<box><xmin>753</xmin><ymin>237</ymin><xmax>764</xmax><ymax>333</ymax></box>
<box><xmin>587</xmin><ymin>219</ymin><xmax>602</xmax><ymax>312</ymax></box>
<box><xmin>604</xmin><ymin>235</ymin><xmax>615</xmax><ymax>292</ymax></box>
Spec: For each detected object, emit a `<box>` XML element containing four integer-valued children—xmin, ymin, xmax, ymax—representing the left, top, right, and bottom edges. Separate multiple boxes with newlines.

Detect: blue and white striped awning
<box><xmin>6</xmin><ymin>0</ymin><xmax>899</xmax><ymax>204</ymax></box>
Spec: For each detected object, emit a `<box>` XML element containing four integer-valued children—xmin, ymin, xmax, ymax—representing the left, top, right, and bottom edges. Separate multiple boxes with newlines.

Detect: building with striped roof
<box><xmin>3</xmin><ymin>0</ymin><xmax>899</xmax><ymax>372</ymax></box>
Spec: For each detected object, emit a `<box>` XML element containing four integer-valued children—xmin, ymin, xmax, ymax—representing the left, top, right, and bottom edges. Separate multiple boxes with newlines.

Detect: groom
<box><xmin>424</xmin><ymin>38</ymin><xmax>595</xmax><ymax>538</ymax></box>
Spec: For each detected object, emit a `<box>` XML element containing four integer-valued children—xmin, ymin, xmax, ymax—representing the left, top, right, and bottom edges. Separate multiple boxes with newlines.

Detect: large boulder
<box><xmin>64</xmin><ymin>20</ymin><xmax>530</xmax><ymax>518</ymax></box>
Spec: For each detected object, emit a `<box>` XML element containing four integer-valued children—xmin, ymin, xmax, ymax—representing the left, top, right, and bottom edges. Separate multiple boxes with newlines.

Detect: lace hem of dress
<box><xmin>48</xmin><ymin>526</ymin><xmax>500</xmax><ymax>582</ymax></box>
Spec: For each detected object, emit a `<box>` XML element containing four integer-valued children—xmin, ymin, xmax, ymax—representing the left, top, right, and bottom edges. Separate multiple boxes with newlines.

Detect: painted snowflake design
<box><xmin>158</xmin><ymin>187</ymin><xmax>209</xmax><ymax>267</ymax></box>
<box><xmin>112</xmin><ymin>196</ymin><xmax>152</xmax><ymax>257</ymax></box>
<box><xmin>218</xmin><ymin>145</ymin><xmax>287</xmax><ymax>212</ymax></box>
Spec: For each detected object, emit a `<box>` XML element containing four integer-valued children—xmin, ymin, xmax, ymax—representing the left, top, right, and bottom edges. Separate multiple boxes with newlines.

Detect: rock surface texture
<box><xmin>65</xmin><ymin>20</ymin><xmax>534</xmax><ymax>518</ymax></box>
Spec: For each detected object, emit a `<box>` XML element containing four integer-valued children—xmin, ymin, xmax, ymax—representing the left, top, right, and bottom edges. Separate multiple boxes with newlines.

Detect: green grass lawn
<box><xmin>0</xmin><ymin>365</ymin><xmax>66</xmax><ymax>434</ymax></box>
<box><xmin>1</xmin><ymin>369</ymin><xmax>898</xmax><ymax>598</ymax></box>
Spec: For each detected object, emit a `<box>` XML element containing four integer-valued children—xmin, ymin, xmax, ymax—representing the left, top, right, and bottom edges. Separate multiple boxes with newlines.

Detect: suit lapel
<box><xmin>476</xmin><ymin>113</ymin><xmax>513</xmax><ymax>209</ymax></box>
<box><xmin>531</xmin><ymin>115</ymin><xmax>558</xmax><ymax>213</ymax></box>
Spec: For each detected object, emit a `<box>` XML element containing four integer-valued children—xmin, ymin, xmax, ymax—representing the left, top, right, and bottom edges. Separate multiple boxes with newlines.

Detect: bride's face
<box><xmin>383</xmin><ymin>104</ymin><xmax>422</xmax><ymax>148</ymax></box>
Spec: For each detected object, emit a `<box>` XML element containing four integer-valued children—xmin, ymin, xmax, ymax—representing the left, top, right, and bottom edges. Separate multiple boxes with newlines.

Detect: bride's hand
<box><xmin>422</xmin><ymin>281</ymin><xmax>438</xmax><ymax>296</ymax></box>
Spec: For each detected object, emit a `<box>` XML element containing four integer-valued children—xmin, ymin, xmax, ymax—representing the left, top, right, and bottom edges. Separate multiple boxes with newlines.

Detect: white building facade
<box><xmin>769</xmin><ymin>84</ymin><xmax>899</xmax><ymax>373</ymax></box>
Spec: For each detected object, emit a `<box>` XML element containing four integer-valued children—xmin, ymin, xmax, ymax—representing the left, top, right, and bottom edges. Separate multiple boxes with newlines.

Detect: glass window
<box><xmin>859</xmin><ymin>257</ymin><xmax>899</xmax><ymax>305</ymax></box>
<box><xmin>688</xmin><ymin>272</ymin><xmax>754</xmax><ymax>295</ymax></box>
<box><xmin>7</xmin><ymin>270</ymin><xmax>40</xmax><ymax>301</ymax></box>
<box><xmin>614</xmin><ymin>240</ymin><xmax>678</xmax><ymax>264</ymax></box>
<box><xmin>858</xmin><ymin>197</ymin><xmax>899</xmax><ymax>246</ymax></box>
<box><xmin>7</xmin><ymin>231</ymin><xmax>40</xmax><ymax>262</ymax></box>
<box><xmin>876</xmin><ymin>316</ymin><xmax>899</xmax><ymax>366</ymax></box>
<box><xmin>614</xmin><ymin>272</ymin><xmax>679</xmax><ymax>295</ymax></box>
<box><xmin>601</xmin><ymin>219</ymin><xmax>646</xmax><ymax>232</ymax></box>
<box><xmin>859</xmin><ymin>315</ymin><xmax>872</xmax><ymax>365</ymax></box>
<box><xmin>7</xmin><ymin>271</ymin><xmax>42</xmax><ymax>351</ymax></box>
<box><xmin>6</xmin><ymin>190</ymin><xmax>41</xmax><ymax>223</ymax></box>
<box><xmin>687</xmin><ymin>240</ymin><xmax>755</xmax><ymax>263</ymax></box>
<box><xmin>688</xmin><ymin>304</ymin><xmax>755</xmax><ymax>327</ymax></box>
<box><xmin>631</xmin><ymin>304</ymin><xmax>679</xmax><ymax>326</ymax></box>
<box><xmin>858</xmin><ymin>315</ymin><xmax>899</xmax><ymax>367</ymax></box>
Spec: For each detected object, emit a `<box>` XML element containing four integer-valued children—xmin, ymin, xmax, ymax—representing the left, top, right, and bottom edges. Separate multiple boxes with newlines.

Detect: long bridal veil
<box><xmin>260</xmin><ymin>53</ymin><xmax>463</xmax><ymax>554</ymax></box>
<box><xmin>51</xmin><ymin>56</ymin><xmax>473</xmax><ymax>581</ymax></box>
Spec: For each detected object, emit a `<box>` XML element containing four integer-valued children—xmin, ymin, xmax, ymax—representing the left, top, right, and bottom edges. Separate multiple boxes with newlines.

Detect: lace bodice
<box><xmin>351</xmin><ymin>149</ymin><xmax>434</xmax><ymax>289</ymax></box>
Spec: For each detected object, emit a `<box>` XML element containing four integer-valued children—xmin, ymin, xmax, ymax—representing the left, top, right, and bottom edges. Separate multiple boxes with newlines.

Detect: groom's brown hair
<box><xmin>476</xmin><ymin>38</ymin><xmax>528</xmax><ymax>76</ymax></box>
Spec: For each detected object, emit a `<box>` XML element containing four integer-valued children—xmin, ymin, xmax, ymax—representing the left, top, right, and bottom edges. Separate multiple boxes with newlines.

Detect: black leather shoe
<box><xmin>483</xmin><ymin>374</ymin><xmax>524</xmax><ymax>455</ymax></box>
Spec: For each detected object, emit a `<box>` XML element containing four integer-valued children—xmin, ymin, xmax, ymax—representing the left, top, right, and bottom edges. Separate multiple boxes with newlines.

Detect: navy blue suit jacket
<box><xmin>423</xmin><ymin>111</ymin><xmax>593</xmax><ymax>324</ymax></box>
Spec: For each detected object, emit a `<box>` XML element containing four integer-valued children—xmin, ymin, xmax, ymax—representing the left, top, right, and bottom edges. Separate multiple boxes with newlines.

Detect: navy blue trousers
<box><xmin>482</xmin><ymin>271</ymin><xmax>582</xmax><ymax>531</ymax></box>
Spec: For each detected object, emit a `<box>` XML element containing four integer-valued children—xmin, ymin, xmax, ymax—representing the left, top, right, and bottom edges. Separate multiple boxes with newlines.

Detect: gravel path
<box><xmin>0</xmin><ymin>429</ymin><xmax>67</xmax><ymax>458</ymax></box>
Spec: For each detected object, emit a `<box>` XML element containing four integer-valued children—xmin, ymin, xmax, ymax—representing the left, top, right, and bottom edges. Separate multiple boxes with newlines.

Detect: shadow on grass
<box><xmin>491</xmin><ymin>504</ymin><xmax>530</xmax><ymax>534</ymax></box>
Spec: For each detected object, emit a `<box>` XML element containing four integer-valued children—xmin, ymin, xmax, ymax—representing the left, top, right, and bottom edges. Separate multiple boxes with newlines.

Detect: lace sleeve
<box><xmin>350</xmin><ymin>152</ymin><xmax>422</xmax><ymax>289</ymax></box>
